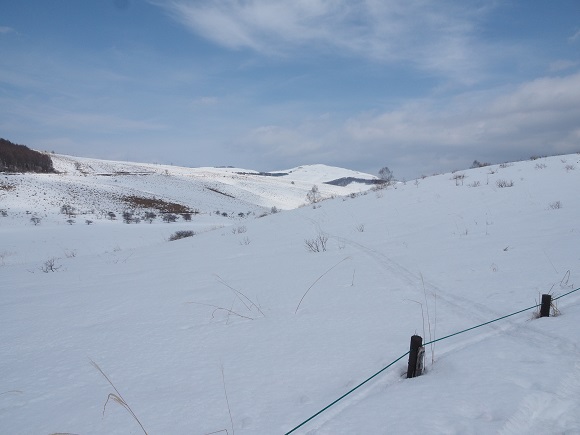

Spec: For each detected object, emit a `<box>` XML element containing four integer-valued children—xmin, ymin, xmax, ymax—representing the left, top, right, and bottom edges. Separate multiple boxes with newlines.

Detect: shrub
<box><xmin>496</xmin><ymin>179</ymin><xmax>514</xmax><ymax>188</ymax></box>
<box><xmin>107</xmin><ymin>212</ymin><xmax>116</xmax><ymax>220</ymax></box>
<box><xmin>30</xmin><ymin>216</ymin><xmax>41</xmax><ymax>225</ymax></box>
<box><xmin>169</xmin><ymin>230</ymin><xmax>195</xmax><ymax>241</ymax></box>
<box><xmin>371</xmin><ymin>183</ymin><xmax>387</xmax><ymax>192</ymax></box>
<box><xmin>471</xmin><ymin>160</ymin><xmax>490</xmax><ymax>168</ymax></box>
<box><xmin>535</xmin><ymin>163</ymin><xmax>547</xmax><ymax>169</ymax></box>
<box><xmin>565</xmin><ymin>164</ymin><xmax>575</xmax><ymax>171</ymax></box>
<box><xmin>232</xmin><ymin>225</ymin><xmax>247</xmax><ymax>234</ymax></box>
<box><xmin>305</xmin><ymin>234</ymin><xmax>329</xmax><ymax>252</ymax></box>
<box><xmin>122</xmin><ymin>211</ymin><xmax>133</xmax><ymax>224</ymax></box>
<box><xmin>162</xmin><ymin>213</ymin><xmax>178</xmax><ymax>223</ymax></box>
<box><xmin>549</xmin><ymin>201</ymin><xmax>562</xmax><ymax>209</ymax></box>
<box><xmin>452</xmin><ymin>173</ymin><xmax>466</xmax><ymax>186</ymax></box>
<box><xmin>41</xmin><ymin>257</ymin><xmax>61</xmax><ymax>273</ymax></box>
<box><xmin>181</xmin><ymin>213</ymin><xmax>192</xmax><ymax>221</ymax></box>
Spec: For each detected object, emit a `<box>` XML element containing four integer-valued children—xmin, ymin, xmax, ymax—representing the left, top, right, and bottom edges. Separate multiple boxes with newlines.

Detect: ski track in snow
<box><xmin>300</xmin><ymin>213</ymin><xmax>580</xmax><ymax>434</ymax></box>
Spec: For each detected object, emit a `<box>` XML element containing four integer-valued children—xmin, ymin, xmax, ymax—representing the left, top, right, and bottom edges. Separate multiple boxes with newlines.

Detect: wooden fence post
<box><xmin>540</xmin><ymin>294</ymin><xmax>552</xmax><ymax>317</ymax></box>
<box><xmin>407</xmin><ymin>335</ymin><xmax>424</xmax><ymax>378</ymax></box>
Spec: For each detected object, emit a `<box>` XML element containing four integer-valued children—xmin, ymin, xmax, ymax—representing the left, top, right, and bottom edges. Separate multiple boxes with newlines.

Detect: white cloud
<box><xmin>154</xmin><ymin>0</ymin><xmax>495</xmax><ymax>83</ymax></box>
<box><xmin>242</xmin><ymin>72</ymin><xmax>580</xmax><ymax>177</ymax></box>
<box><xmin>0</xmin><ymin>26</ymin><xmax>15</xmax><ymax>34</ymax></box>
<box><xmin>349</xmin><ymin>73</ymin><xmax>580</xmax><ymax>149</ymax></box>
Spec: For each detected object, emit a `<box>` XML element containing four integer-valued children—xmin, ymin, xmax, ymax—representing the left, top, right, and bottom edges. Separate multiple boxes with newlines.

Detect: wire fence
<box><xmin>285</xmin><ymin>286</ymin><xmax>580</xmax><ymax>434</ymax></box>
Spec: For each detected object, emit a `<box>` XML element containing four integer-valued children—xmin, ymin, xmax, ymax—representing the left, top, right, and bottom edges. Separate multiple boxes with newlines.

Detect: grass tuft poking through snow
<box><xmin>90</xmin><ymin>360</ymin><xmax>148</xmax><ymax>435</ymax></box>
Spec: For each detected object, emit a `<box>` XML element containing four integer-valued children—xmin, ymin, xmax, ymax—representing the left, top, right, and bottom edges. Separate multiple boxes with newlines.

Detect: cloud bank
<box><xmin>243</xmin><ymin>72</ymin><xmax>580</xmax><ymax>177</ymax></box>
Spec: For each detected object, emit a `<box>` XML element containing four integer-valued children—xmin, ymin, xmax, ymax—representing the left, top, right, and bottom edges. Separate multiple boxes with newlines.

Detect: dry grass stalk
<box><xmin>214</xmin><ymin>275</ymin><xmax>265</xmax><ymax>318</ymax></box>
<box><xmin>221</xmin><ymin>366</ymin><xmax>235</xmax><ymax>435</ymax></box>
<box><xmin>90</xmin><ymin>359</ymin><xmax>148</xmax><ymax>435</ymax></box>
<box><xmin>186</xmin><ymin>301</ymin><xmax>255</xmax><ymax>321</ymax></box>
<box><xmin>295</xmin><ymin>257</ymin><xmax>350</xmax><ymax>314</ymax></box>
<box><xmin>420</xmin><ymin>273</ymin><xmax>436</xmax><ymax>365</ymax></box>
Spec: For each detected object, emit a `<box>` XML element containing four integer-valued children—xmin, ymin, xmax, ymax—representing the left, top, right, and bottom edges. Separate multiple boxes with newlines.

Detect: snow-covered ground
<box><xmin>1</xmin><ymin>154</ymin><xmax>579</xmax><ymax>434</ymax></box>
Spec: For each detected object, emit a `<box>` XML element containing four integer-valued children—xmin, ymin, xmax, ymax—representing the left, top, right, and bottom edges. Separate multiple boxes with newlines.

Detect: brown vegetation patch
<box><xmin>122</xmin><ymin>195</ymin><xmax>194</xmax><ymax>214</ymax></box>
<box><xmin>0</xmin><ymin>183</ymin><xmax>15</xmax><ymax>191</ymax></box>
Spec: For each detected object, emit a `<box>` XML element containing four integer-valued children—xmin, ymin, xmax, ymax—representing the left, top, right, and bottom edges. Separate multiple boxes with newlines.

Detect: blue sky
<box><xmin>1</xmin><ymin>0</ymin><xmax>579</xmax><ymax>179</ymax></box>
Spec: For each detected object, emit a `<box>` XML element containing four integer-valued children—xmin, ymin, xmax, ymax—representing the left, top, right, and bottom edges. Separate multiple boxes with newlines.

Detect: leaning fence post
<box><xmin>540</xmin><ymin>294</ymin><xmax>552</xmax><ymax>317</ymax></box>
<box><xmin>407</xmin><ymin>335</ymin><xmax>424</xmax><ymax>378</ymax></box>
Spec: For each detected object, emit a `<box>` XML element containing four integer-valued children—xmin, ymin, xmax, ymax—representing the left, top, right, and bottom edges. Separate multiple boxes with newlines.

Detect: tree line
<box><xmin>0</xmin><ymin>138</ymin><xmax>55</xmax><ymax>173</ymax></box>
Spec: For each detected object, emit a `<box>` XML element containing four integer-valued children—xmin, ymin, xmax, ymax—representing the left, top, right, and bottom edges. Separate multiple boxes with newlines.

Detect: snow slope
<box><xmin>1</xmin><ymin>154</ymin><xmax>579</xmax><ymax>434</ymax></box>
<box><xmin>31</xmin><ymin>153</ymin><xmax>376</xmax><ymax>214</ymax></box>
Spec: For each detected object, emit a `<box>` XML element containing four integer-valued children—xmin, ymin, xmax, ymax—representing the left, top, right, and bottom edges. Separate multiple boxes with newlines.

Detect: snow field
<box><xmin>0</xmin><ymin>153</ymin><xmax>579</xmax><ymax>433</ymax></box>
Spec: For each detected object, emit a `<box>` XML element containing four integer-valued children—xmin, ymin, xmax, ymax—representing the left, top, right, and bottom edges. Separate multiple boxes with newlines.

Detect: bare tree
<box><xmin>162</xmin><ymin>213</ymin><xmax>178</xmax><ymax>223</ymax></box>
<box><xmin>378</xmin><ymin>166</ymin><xmax>394</xmax><ymax>184</ymax></box>
<box><xmin>306</xmin><ymin>185</ymin><xmax>321</xmax><ymax>204</ymax></box>
<box><xmin>60</xmin><ymin>204</ymin><xmax>76</xmax><ymax>217</ymax></box>
<box><xmin>144</xmin><ymin>211</ymin><xmax>156</xmax><ymax>223</ymax></box>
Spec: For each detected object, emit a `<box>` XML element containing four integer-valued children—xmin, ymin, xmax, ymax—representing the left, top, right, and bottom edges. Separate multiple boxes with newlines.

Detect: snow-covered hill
<box><xmin>0</xmin><ymin>153</ymin><xmax>377</xmax><ymax>219</ymax></box>
<box><xmin>1</xmin><ymin>153</ymin><xmax>579</xmax><ymax>434</ymax></box>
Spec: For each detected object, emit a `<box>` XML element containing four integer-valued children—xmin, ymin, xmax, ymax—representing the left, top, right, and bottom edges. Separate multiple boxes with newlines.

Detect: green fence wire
<box><xmin>285</xmin><ymin>287</ymin><xmax>580</xmax><ymax>434</ymax></box>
